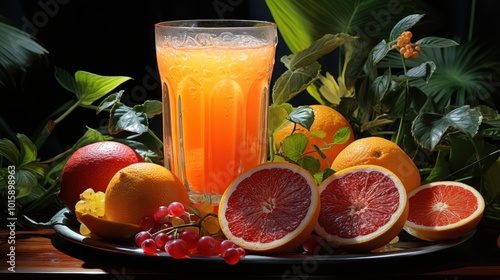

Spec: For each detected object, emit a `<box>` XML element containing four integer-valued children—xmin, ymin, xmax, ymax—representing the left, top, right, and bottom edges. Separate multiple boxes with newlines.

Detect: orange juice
<box><xmin>156</xmin><ymin>29</ymin><xmax>276</xmax><ymax>202</ymax></box>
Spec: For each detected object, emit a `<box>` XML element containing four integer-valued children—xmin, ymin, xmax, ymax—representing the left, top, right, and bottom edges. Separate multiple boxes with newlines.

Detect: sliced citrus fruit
<box><xmin>404</xmin><ymin>181</ymin><xmax>485</xmax><ymax>242</ymax></box>
<box><xmin>218</xmin><ymin>162</ymin><xmax>320</xmax><ymax>254</ymax></box>
<box><xmin>315</xmin><ymin>165</ymin><xmax>408</xmax><ymax>252</ymax></box>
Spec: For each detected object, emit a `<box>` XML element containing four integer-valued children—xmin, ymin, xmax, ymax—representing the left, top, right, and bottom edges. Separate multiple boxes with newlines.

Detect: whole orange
<box><xmin>59</xmin><ymin>141</ymin><xmax>144</xmax><ymax>215</ymax></box>
<box><xmin>331</xmin><ymin>136</ymin><xmax>421</xmax><ymax>193</ymax></box>
<box><xmin>104</xmin><ymin>162</ymin><xmax>191</xmax><ymax>225</ymax></box>
<box><xmin>273</xmin><ymin>105</ymin><xmax>354</xmax><ymax>171</ymax></box>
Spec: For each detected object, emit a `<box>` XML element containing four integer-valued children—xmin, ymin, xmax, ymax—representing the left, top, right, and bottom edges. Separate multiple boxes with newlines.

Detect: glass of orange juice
<box><xmin>154</xmin><ymin>20</ymin><xmax>277</xmax><ymax>205</ymax></box>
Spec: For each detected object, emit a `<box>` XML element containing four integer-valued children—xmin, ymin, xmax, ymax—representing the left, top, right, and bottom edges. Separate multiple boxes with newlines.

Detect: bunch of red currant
<box><xmin>393</xmin><ymin>31</ymin><xmax>420</xmax><ymax>59</ymax></box>
<box><xmin>134</xmin><ymin>201</ymin><xmax>246</xmax><ymax>265</ymax></box>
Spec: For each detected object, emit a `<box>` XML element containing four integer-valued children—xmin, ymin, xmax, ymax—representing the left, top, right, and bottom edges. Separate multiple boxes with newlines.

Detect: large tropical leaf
<box><xmin>265</xmin><ymin>0</ymin><xmax>420</xmax><ymax>54</ymax></box>
<box><xmin>0</xmin><ymin>16</ymin><xmax>48</xmax><ymax>91</ymax></box>
<box><xmin>380</xmin><ymin>40</ymin><xmax>500</xmax><ymax>109</ymax></box>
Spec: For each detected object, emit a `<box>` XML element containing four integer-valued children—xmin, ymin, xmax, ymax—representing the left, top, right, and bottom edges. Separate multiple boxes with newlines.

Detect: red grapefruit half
<box><xmin>315</xmin><ymin>165</ymin><xmax>408</xmax><ymax>252</ymax></box>
<box><xmin>218</xmin><ymin>162</ymin><xmax>320</xmax><ymax>254</ymax></box>
<box><xmin>404</xmin><ymin>181</ymin><xmax>485</xmax><ymax>242</ymax></box>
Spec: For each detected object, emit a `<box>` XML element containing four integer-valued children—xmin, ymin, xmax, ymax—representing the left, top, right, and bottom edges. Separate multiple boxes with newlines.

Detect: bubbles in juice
<box><xmin>157</xmin><ymin>34</ymin><xmax>275</xmax><ymax>201</ymax></box>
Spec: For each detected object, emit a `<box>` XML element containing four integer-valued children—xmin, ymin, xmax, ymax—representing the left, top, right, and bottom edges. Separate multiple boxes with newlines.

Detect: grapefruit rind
<box><xmin>218</xmin><ymin>162</ymin><xmax>320</xmax><ymax>255</ymax></box>
<box><xmin>314</xmin><ymin>165</ymin><xmax>409</xmax><ymax>252</ymax></box>
<box><xmin>403</xmin><ymin>181</ymin><xmax>485</xmax><ymax>242</ymax></box>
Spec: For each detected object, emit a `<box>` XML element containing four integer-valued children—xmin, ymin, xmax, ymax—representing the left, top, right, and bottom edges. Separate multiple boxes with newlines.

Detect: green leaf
<box><xmin>0</xmin><ymin>17</ymin><xmax>48</xmax><ymax>91</ymax></box>
<box><xmin>288</xmin><ymin>106</ymin><xmax>314</xmax><ymax>130</ymax></box>
<box><xmin>75</xmin><ymin>71</ymin><xmax>133</xmax><ymax>105</ymax></box>
<box><xmin>54</xmin><ymin>67</ymin><xmax>77</xmax><ymax>94</ymax></box>
<box><xmin>322</xmin><ymin>168</ymin><xmax>336</xmax><ymax>181</ymax></box>
<box><xmin>422</xmin><ymin>150</ymin><xmax>450</xmax><ymax>183</ymax></box>
<box><xmin>268</xmin><ymin>103</ymin><xmax>294</xmax><ymax>135</ymax></box>
<box><xmin>309</xmin><ymin>130</ymin><xmax>326</xmax><ymax>139</ymax></box>
<box><xmin>416</xmin><ymin>37</ymin><xmax>459</xmax><ymax>48</ymax></box>
<box><xmin>484</xmin><ymin>157</ymin><xmax>500</xmax><ymax>203</ymax></box>
<box><xmin>109</xmin><ymin>103</ymin><xmax>149</xmax><ymax>135</ymax></box>
<box><xmin>266</xmin><ymin>0</ymin><xmax>419</xmax><ymax>54</ymax></box>
<box><xmin>97</xmin><ymin>91</ymin><xmax>123</xmax><ymax>113</ymax></box>
<box><xmin>272</xmin><ymin>62</ymin><xmax>321</xmax><ymax>105</ymax></box>
<box><xmin>404</xmin><ymin>61</ymin><xmax>436</xmax><ymax>83</ymax></box>
<box><xmin>373</xmin><ymin>73</ymin><xmax>392</xmax><ymax>102</ymax></box>
<box><xmin>142</xmin><ymin>100</ymin><xmax>162</xmax><ymax>118</ymax></box>
<box><xmin>72</xmin><ymin>128</ymin><xmax>107</xmax><ymax>149</ymax></box>
<box><xmin>18</xmin><ymin>134</ymin><xmax>38</xmax><ymax>166</ymax></box>
<box><xmin>114</xmin><ymin>137</ymin><xmax>161</xmax><ymax>163</ymax></box>
<box><xmin>15</xmin><ymin>169</ymin><xmax>40</xmax><ymax>198</ymax></box>
<box><xmin>0</xmin><ymin>137</ymin><xmax>20</xmax><ymax>164</ymax></box>
<box><xmin>448</xmin><ymin>133</ymin><xmax>474</xmax><ymax>171</ymax></box>
<box><xmin>281</xmin><ymin>133</ymin><xmax>308</xmax><ymax>161</ymax></box>
<box><xmin>297</xmin><ymin>156</ymin><xmax>320</xmax><ymax>175</ymax></box>
<box><xmin>371</xmin><ymin>40</ymin><xmax>391</xmax><ymax>65</ymax></box>
<box><xmin>412</xmin><ymin>105</ymin><xmax>483</xmax><ymax>150</ymax></box>
<box><xmin>283</xmin><ymin>33</ymin><xmax>356</xmax><ymax>69</ymax></box>
<box><xmin>21</xmin><ymin>161</ymin><xmax>47</xmax><ymax>178</ymax></box>
<box><xmin>389</xmin><ymin>14</ymin><xmax>424</xmax><ymax>41</ymax></box>
<box><xmin>333</xmin><ymin>127</ymin><xmax>352</xmax><ymax>145</ymax></box>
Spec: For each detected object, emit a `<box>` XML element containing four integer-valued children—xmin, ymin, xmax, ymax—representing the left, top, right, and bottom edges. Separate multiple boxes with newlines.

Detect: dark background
<box><xmin>1</xmin><ymin>0</ymin><xmax>499</xmax><ymax>158</ymax></box>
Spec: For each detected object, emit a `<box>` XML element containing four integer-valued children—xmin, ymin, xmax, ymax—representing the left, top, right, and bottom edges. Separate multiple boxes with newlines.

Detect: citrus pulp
<box><xmin>218</xmin><ymin>162</ymin><xmax>320</xmax><ymax>254</ymax></box>
<box><xmin>404</xmin><ymin>181</ymin><xmax>485</xmax><ymax>242</ymax></box>
<box><xmin>315</xmin><ymin>165</ymin><xmax>408</xmax><ymax>252</ymax></box>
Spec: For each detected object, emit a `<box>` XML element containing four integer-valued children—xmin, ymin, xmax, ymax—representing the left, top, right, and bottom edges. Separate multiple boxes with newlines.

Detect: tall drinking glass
<box><xmin>155</xmin><ymin>20</ymin><xmax>277</xmax><ymax>205</ymax></box>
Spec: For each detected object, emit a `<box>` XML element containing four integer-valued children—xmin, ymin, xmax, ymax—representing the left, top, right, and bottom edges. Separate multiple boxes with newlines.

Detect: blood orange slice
<box><xmin>404</xmin><ymin>181</ymin><xmax>485</xmax><ymax>242</ymax></box>
<box><xmin>315</xmin><ymin>165</ymin><xmax>408</xmax><ymax>252</ymax></box>
<box><xmin>218</xmin><ymin>162</ymin><xmax>320</xmax><ymax>254</ymax></box>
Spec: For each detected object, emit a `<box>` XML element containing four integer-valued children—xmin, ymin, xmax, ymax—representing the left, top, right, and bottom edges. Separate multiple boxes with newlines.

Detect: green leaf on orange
<box><xmin>333</xmin><ymin>127</ymin><xmax>352</xmax><ymax>145</ymax></box>
<box><xmin>281</xmin><ymin>133</ymin><xmax>308</xmax><ymax>162</ymax></box>
<box><xmin>268</xmin><ymin>103</ymin><xmax>294</xmax><ymax>135</ymax></box>
<box><xmin>288</xmin><ymin>106</ymin><xmax>314</xmax><ymax>130</ymax></box>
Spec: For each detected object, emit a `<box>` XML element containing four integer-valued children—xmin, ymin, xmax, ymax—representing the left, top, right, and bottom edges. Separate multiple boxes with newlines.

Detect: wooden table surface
<box><xmin>1</xmin><ymin>220</ymin><xmax>500</xmax><ymax>280</ymax></box>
